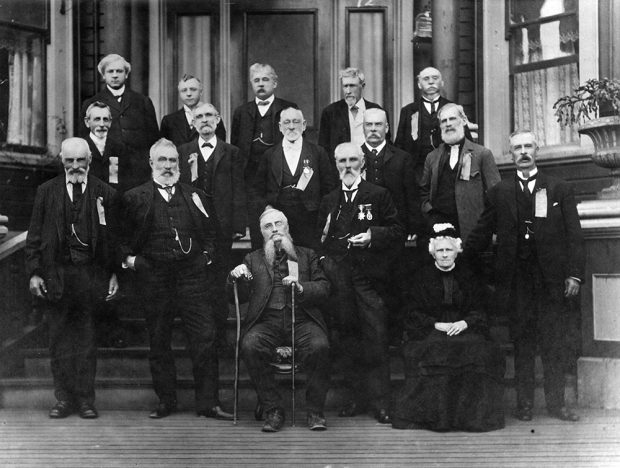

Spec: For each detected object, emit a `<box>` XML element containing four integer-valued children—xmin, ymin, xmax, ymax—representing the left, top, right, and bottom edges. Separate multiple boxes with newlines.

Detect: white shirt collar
<box><xmin>107</xmin><ymin>85</ymin><xmax>125</xmax><ymax>97</ymax></box>
<box><xmin>341</xmin><ymin>176</ymin><xmax>362</xmax><ymax>192</ymax></box>
<box><xmin>183</xmin><ymin>105</ymin><xmax>195</xmax><ymax>125</ymax></box>
<box><xmin>255</xmin><ymin>94</ymin><xmax>275</xmax><ymax>106</ymax></box>
<box><xmin>65</xmin><ymin>178</ymin><xmax>87</xmax><ymax>200</ymax></box>
<box><xmin>517</xmin><ymin>168</ymin><xmax>538</xmax><ymax>180</ymax></box>
<box><xmin>365</xmin><ymin>141</ymin><xmax>386</xmax><ymax>154</ymax></box>
<box><xmin>283</xmin><ymin>137</ymin><xmax>303</xmax><ymax>150</ymax></box>
<box><xmin>89</xmin><ymin>132</ymin><xmax>106</xmax><ymax>149</ymax></box>
<box><xmin>199</xmin><ymin>135</ymin><xmax>218</xmax><ymax>160</ymax></box>
<box><xmin>349</xmin><ymin>98</ymin><xmax>366</xmax><ymax>112</ymax></box>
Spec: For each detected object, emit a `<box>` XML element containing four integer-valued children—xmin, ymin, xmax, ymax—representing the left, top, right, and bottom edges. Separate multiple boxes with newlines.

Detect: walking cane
<box><xmin>291</xmin><ymin>282</ymin><xmax>296</xmax><ymax>427</ymax></box>
<box><xmin>233</xmin><ymin>280</ymin><xmax>241</xmax><ymax>425</ymax></box>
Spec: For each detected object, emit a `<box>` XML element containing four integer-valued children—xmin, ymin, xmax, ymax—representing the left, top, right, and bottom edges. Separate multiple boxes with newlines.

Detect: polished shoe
<box><xmin>197</xmin><ymin>405</ymin><xmax>234</xmax><ymax>421</ymax></box>
<box><xmin>307</xmin><ymin>412</ymin><xmax>327</xmax><ymax>431</ymax></box>
<box><xmin>549</xmin><ymin>406</ymin><xmax>580</xmax><ymax>422</ymax></box>
<box><xmin>375</xmin><ymin>408</ymin><xmax>392</xmax><ymax>424</ymax></box>
<box><xmin>338</xmin><ymin>401</ymin><xmax>367</xmax><ymax>417</ymax></box>
<box><xmin>514</xmin><ymin>406</ymin><xmax>533</xmax><ymax>421</ymax></box>
<box><xmin>49</xmin><ymin>400</ymin><xmax>73</xmax><ymax>419</ymax></box>
<box><xmin>149</xmin><ymin>402</ymin><xmax>176</xmax><ymax>419</ymax></box>
<box><xmin>262</xmin><ymin>407</ymin><xmax>285</xmax><ymax>432</ymax></box>
<box><xmin>78</xmin><ymin>402</ymin><xmax>98</xmax><ymax>419</ymax></box>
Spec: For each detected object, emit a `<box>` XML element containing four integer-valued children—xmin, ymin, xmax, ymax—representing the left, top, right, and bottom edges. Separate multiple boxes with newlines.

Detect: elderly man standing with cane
<box><xmin>228</xmin><ymin>207</ymin><xmax>330</xmax><ymax>432</ymax></box>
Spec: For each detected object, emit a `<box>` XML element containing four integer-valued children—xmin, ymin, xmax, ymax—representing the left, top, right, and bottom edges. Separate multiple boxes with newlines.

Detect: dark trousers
<box><xmin>46</xmin><ymin>264</ymin><xmax>98</xmax><ymax>405</ymax></box>
<box><xmin>241</xmin><ymin>308</ymin><xmax>330</xmax><ymax>413</ymax></box>
<box><xmin>139</xmin><ymin>256</ymin><xmax>219</xmax><ymax>411</ymax></box>
<box><xmin>512</xmin><ymin>260</ymin><xmax>569</xmax><ymax>410</ymax></box>
<box><xmin>322</xmin><ymin>257</ymin><xmax>391</xmax><ymax>410</ymax></box>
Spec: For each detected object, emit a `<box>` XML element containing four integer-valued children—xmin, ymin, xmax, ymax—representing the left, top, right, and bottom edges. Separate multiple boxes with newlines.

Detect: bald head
<box><xmin>60</xmin><ymin>138</ymin><xmax>91</xmax><ymax>183</ymax></box>
<box><xmin>417</xmin><ymin>67</ymin><xmax>443</xmax><ymax>100</ymax></box>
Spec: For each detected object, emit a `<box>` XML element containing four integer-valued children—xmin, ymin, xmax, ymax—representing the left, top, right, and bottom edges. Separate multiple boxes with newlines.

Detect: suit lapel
<box><xmin>103</xmin><ymin>88</ymin><xmax>122</xmax><ymax>112</ymax></box>
<box><xmin>506</xmin><ymin>176</ymin><xmax>518</xmax><ymax>221</ymax></box>
<box><xmin>211</xmin><ymin>139</ymin><xmax>226</xmax><ymax>172</ymax></box>
<box><xmin>86</xmin><ymin>177</ymin><xmax>100</xmax><ymax>252</ymax></box>
<box><xmin>383</xmin><ymin>144</ymin><xmax>393</xmax><ymax>165</ymax></box>
<box><xmin>54</xmin><ymin>177</ymin><xmax>66</xmax><ymax>243</ymax></box>
<box><xmin>272</xmin><ymin>144</ymin><xmax>284</xmax><ymax>186</ymax></box>
<box><xmin>430</xmin><ymin>145</ymin><xmax>443</xmax><ymax>198</ymax></box>
<box><xmin>261</xmin><ymin>251</ymin><xmax>275</xmax><ymax>280</ymax></box>
<box><xmin>338</xmin><ymin>101</ymin><xmax>351</xmax><ymax>140</ymax></box>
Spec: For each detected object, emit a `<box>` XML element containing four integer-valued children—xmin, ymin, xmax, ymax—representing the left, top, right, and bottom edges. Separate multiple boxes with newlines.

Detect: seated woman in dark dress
<box><xmin>392</xmin><ymin>223</ymin><xmax>505</xmax><ymax>432</ymax></box>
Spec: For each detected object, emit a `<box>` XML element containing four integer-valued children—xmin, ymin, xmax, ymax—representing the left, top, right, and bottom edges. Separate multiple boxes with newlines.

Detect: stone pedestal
<box><xmin>577</xmin><ymin>199</ymin><xmax>620</xmax><ymax>408</ymax></box>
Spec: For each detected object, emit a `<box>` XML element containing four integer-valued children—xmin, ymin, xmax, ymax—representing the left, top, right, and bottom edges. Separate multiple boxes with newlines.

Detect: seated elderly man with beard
<box><xmin>229</xmin><ymin>207</ymin><xmax>330</xmax><ymax>433</ymax></box>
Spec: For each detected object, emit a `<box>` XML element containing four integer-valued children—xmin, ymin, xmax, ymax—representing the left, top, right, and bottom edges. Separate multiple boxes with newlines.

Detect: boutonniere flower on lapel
<box><xmin>191</xmin><ymin>192</ymin><xmax>209</xmax><ymax>218</ymax></box>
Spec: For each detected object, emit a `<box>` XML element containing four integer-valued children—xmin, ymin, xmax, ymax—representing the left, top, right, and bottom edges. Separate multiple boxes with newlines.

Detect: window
<box><xmin>0</xmin><ymin>2</ymin><xmax>48</xmax><ymax>150</ymax></box>
<box><xmin>508</xmin><ymin>0</ymin><xmax>579</xmax><ymax>146</ymax></box>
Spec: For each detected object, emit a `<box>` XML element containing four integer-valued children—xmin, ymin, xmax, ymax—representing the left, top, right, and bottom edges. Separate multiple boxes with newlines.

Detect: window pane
<box><xmin>513</xmin><ymin>62</ymin><xmax>579</xmax><ymax>146</ymax></box>
<box><xmin>509</xmin><ymin>0</ymin><xmax>577</xmax><ymax>25</ymax></box>
<box><xmin>511</xmin><ymin>19</ymin><xmax>578</xmax><ymax>65</ymax></box>
<box><xmin>0</xmin><ymin>27</ymin><xmax>45</xmax><ymax>147</ymax></box>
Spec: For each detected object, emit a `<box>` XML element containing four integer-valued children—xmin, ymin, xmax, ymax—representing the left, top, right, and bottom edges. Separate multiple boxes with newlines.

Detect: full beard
<box><xmin>65</xmin><ymin>168</ymin><xmax>89</xmax><ymax>184</ymax></box>
<box><xmin>339</xmin><ymin>169</ymin><xmax>360</xmax><ymax>187</ymax></box>
<box><xmin>264</xmin><ymin>233</ymin><xmax>297</xmax><ymax>265</ymax></box>
<box><xmin>441</xmin><ymin>127</ymin><xmax>465</xmax><ymax>145</ymax></box>
<box><xmin>153</xmin><ymin>169</ymin><xmax>180</xmax><ymax>187</ymax></box>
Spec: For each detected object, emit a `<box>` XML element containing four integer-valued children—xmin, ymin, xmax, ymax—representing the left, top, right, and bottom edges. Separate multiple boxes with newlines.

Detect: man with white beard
<box><xmin>25</xmin><ymin>137</ymin><xmax>118</xmax><ymax>419</ymax></box>
<box><xmin>419</xmin><ymin>103</ymin><xmax>500</xmax><ymax>243</ymax></box>
<box><xmin>229</xmin><ymin>207</ymin><xmax>330</xmax><ymax>432</ymax></box>
<box><xmin>317</xmin><ymin>142</ymin><xmax>404</xmax><ymax>424</ymax></box>
<box><xmin>118</xmin><ymin>138</ymin><xmax>232</xmax><ymax>421</ymax></box>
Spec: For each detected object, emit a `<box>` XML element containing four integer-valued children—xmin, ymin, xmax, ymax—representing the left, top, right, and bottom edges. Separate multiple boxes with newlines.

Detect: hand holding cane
<box><xmin>233</xmin><ymin>280</ymin><xmax>241</xmax><ymax>425</ymax></box>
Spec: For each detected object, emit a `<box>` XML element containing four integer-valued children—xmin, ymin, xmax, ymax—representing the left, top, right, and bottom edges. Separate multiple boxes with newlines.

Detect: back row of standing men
<box><xmin>26</xmin><ymin>53</ymin><xmax>584</xmax><ymax>431</ymax></box>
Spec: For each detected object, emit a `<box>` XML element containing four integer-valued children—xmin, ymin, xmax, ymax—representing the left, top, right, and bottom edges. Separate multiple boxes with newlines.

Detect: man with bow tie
<box><xmin>231</xmin><ymin>63</ymin><xmax>297</xmax><ymax>250</ymax></box>
<box><xmin>394</xmin><ymin>67</ymin><xmax>464</xmax><ymax>184</ymax></box>
<box><xmin>178</xmin><ymin>101</ymin><xmax>247</xmax><ymax>338</ymax></box>
<box><xmin>257</xmin><ymin>107</ymin><xmax>338</xmax><ymax>249</ymax></box>
<box><xmin>419</xmin><ymin>103</ymin><xmax>500</xmax><ymax>244</ymax></box>
<box><xmin>318</xmin><ymin>67</ymin><xmax>391</xmax><ymax>158</ymax></box>
<box><xmin>80</xmin><ymin>54</ymin><xmax>159</xmax><ymax>190</ymax></box>
<box><xmin>25</xmin><ymin>137</ymin><xmax>118</xmax><ymax>419</ymax></box>
<box><xmin>160</xmin><ymin>75</ymin><xmax>226</xmax><ymax>147</ymax></box>
<box><xmin>465</xmin><ymin>130</ymin><xmax>584</xmax><ymax>422</ymax></box>
<box><xmin>118</xmin><ymin>138</ymin><xmax>232</xmax><ymax>421</ymax></box>
<box><xmin>317</xmin><ymin>142</ymin><xmax>404</xmax><ymax>424</ymax></box>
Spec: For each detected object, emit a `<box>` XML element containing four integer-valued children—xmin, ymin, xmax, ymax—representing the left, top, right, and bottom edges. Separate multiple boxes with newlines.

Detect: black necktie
<box><xmin>424</xmin><ymin>99</ymin><xmax>437</xmax><ymax>114</ymax></box>
<box><xmin>519</xmin><ymin>175</ymin><xmax>536</xmax><ymax>197</ymax></box>
<box><xmin>350</xmin><ymin>105</ymin><xmax>359</xmax><ymax>118</ymax></box>
<box><xmin>72</xmin><ymin>182</ymin><xmax>83</xmax><ymax>205</ymax></box>
<box><xmin>371</xmin><ymin>148</ymin><xmax>378</xmax><ymax>156</ymax></box>
<box><xmin>201</xmin><ymin>142</ymin><xmax>213</xmax><ymax>148</ymax></box>
<box><xmin>257</xmin><ymin>100</ymin><xmax>269</xmax><ymax>106</ymax></box>
<box><xmin>343</xmin><ymin>189</ymin><xmax>356</xmax><ymax>203</ymax></box>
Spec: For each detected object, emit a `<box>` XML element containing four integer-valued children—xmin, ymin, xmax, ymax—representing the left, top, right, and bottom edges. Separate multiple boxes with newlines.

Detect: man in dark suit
<box><xmin>229</xmin><ymin>207</ymin><xmax>330</xmax><ymax>432</ymax></box>
<box><xmin>83</xmin><ymin>101</ymin><xmax>129</xmax><ymax>348</ymax></box>
<box><xmin>466</xmin><ymin>130</ymin><xmax>584</xmax><ymax>422</ymax></box>
<box><xmin>81</xmin><ymin>54</ymin><xmax>159</xmax><ymax>190</ymax></box>
<box><xmin>160</xmin><ymin>75</ymin><xmax>226</xmax><ymax>147</ymax></box>
<box><xmin>178</xmin><ymin>102</ymin><xmax>246</xmax><ymax>331</ymax></box>
<box><xmin>257</xmin><ymin>107</ymin><xmax>338</xmax><ymax>249</ymax></box>
<box><xmin>394</xmin><ymin>67</ymin><xmax>453</xmax><ymax>183</ymax></box>
<box><xmin>317</xmin><ymin>142</ymin><xmax>404</xmax><ymax>424</ymax></box>
<box><xmin>318</xmin><ymin>67</ymin><xmax>391</xmax><ymax>158</ymax></box>
<box><xmin>118</xmin><ymin>138</ymin><xmax>232</xmax><ymax>421</ymax></box>
<box><xmin>420</xmin><ymin>103</ymin><xmax>500</xmax><ymax>244</ymax></box>
<box><xmin>231</xmin><ymin>63</ymin><xmax>297</xmax><ymax>250</ymax></box>
<box><xmin>25</xmin><ymin>137</ymin><xmax>118</xmax><ymax>419</ymax></box>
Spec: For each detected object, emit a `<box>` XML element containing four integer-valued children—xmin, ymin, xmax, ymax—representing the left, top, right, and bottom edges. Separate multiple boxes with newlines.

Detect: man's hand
<box><xmin>348</xmin><ymin>229</ymin><xmax>371</xmax><ymax>248</ymax></box>
<box><xmin>446</xmin><ymin>320</ymin><xmax>468</xmax><ymax>336</ymax></box>
<box><xmin>106</xmin><ymin>273</ymin><xmax>119</xmax><ymax>301</ymax></box>
<box><xmin>29</xmin><ymin>275</ymin><xmax>47</xmax><ymax>298</ymax></box>
<box><xmin>565</xmin><ymin>277</ymin><xmax>580</xmax><ymax>297</ymax></box>
<box><xmin>434</xmin><ymin>322</ymin><xmax>451</xmax><ymax>333</ymax></box>
<box><xmin>282</xmin><ymin>275</ymin><xmax>303</xmax><ymax>294</ymax></box>
<box><xmin>122</xmin><ymin>255</ymin><xmax>136</xmax><ymax>271</ymax></box>
<box><xmin>232</xmin><ymin>232</ymin><xmax>245</xmax><ymax>240</ymax></box>
<box><xmin>230</xmin><ymin>264</ymin><xmax>253</xmax><ymax>281</ymax></box>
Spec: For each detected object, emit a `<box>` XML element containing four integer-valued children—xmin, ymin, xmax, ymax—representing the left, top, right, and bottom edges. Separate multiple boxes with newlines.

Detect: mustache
<box><xmin>264</xmin><ymin>233</ymin><xmax>296</xmax><ymax>265</ymax></box>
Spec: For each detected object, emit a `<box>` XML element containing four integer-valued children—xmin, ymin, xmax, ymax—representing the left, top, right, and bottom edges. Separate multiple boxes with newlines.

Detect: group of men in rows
<box><xmin>25</xmin><ymin>53</ymin><xmax>584</xmax><ymax>432</ymax></box>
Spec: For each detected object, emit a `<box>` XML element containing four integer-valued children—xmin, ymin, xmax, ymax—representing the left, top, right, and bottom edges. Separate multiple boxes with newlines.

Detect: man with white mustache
<box><xmin>419</xmin><ymin>103</ymin><xmax>500</xmax><ymax>243</ymax></box>
<box><xmin>25</xmin><ymin>137</ymin><xmax>118</xmax><ymax>419</ymax></box>
<box><xmin>317</xmin><ymin>142</ymin><xmax>404</xmax><ymax>424</ymax></box>
<box><xmin>118</xmin><ymin>138</ymin><xmax>231</xmax><ymax>421</ymax></box>
<box><xmin>257</xmin><ymin>106</ymin><xmax>338</xmax><ymax>249</ymax></box>
<box><xmin>229</xmin><ymin>208</ymin><xmax>330</xmax><ymax>432</ymax></box>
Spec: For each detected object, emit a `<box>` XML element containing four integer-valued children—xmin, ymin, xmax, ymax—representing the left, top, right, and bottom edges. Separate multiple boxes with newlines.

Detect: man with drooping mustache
<box><xmin>25</xmin><ymin>137</ymin><xmax>118</xmax><ymax>419</ymax></box>
<box><xmin>118</xmin><ymin>138</ymin><xmax>232</xmax><ymax>421</ymax></box>
<box><xmin>466</xmin><ymin>130</ymin><xmax>584</xmax><ymax>423</ymax></box>
<box><xmin>318</xmin><ymin>68</ymin><xmax>391</xmax><ymax>158</ymax></box>
<box><xmin>229</xmin><ymin>207</ymin><xmax>330</xmax><ymax>432</ymax></box>
<box><xmin>317</xmin><ymin>142</ymin><xmax>404</xmax><ymax>424</ymax></box>
<box><xmin>419</xmin><ymin>103</ymin><xmax>500</xmax><ymax>244</ymax></box>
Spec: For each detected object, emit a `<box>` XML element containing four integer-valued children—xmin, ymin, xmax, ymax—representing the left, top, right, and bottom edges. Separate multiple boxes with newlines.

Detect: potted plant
<box><xmin>554</xmin><ymin>78</ymin><xmax>620</xmax><ymax>199</ymax></box>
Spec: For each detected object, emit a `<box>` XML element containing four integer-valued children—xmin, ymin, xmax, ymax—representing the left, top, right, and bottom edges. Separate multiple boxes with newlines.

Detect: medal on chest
<box><xmin>303</xmin><ymin>158</ymin><xmax>311</xmax><ymax>174</ymax></box>
<box><xmin>357</xmin><ymin>204</ymin><xmax>374</xmax><ymax>221</ymax></box>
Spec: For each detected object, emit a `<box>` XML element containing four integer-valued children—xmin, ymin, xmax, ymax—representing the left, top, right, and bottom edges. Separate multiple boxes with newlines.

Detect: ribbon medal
<box><xmin>365</xmin><ymin>204</ymin><xmax>373</xmax><ymax>221</ymax></box>
<box><xmin>303</xmin><ymin>159</ymin><xmax>311</xmax><ymax>174</ymax></box>
<box><xmin>357</xmin><ymin>204</ymin><xmax>366</xmax><ymax>220</ymax></box>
